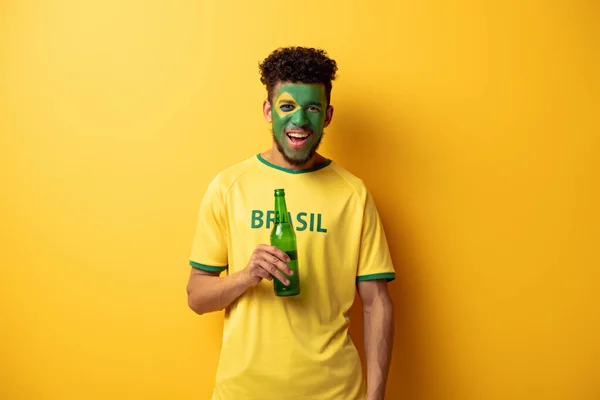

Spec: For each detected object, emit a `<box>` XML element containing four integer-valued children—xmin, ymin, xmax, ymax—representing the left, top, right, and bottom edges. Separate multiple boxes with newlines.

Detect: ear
<box><xmin>324</xmin><ymin>105</ymin><xmax>334</xmax><ymax>128</ymax></box>
<box><xmin>263</xmin><ymin>99</ymin><xmax>272</xmax><ymax>123</ymax></box>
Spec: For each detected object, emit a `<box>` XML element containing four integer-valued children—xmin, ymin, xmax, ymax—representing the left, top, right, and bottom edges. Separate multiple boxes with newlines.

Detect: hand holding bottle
<box><xmin>242</xmin><ymin>244</ymin><xmax>294</xmax><ymax>287</ymax></box>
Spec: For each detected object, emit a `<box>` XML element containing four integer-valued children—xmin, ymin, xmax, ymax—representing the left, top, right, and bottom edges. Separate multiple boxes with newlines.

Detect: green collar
<box><xmin>257</xmin><ymin>154</ymin><xmax>332</xmax><ymax>174</ymax></box>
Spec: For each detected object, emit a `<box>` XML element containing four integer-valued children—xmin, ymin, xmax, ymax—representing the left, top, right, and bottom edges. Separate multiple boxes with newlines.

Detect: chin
<box><xmin>273</xmin><ymin>134</ymin><xmax>318</xmax><ymax>167</ymax></box>
<box><xmin>284</xmin><ymin>154</ymin><xmax>311</xmax><ymax>167</ymax></box>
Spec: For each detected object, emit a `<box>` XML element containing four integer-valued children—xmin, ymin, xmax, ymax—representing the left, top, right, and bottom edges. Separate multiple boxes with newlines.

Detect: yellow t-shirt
<box><xmin>190</xmin><ymin>154</ymin><xmax>395</xmax><ymax>400</ymax></box>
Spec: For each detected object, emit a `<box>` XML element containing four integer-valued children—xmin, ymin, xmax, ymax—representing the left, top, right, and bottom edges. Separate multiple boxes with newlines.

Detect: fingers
<box><xmin>253</xmin><ymin>267</ymin><xmax>272</xmax><ymax>281</ymax></box>
<box><xmin>248</xmin><ymin>245</ymin><xmax>293</xmax><ymax>286</ymax></box>
<box><xmin>257</xmin><ymin>245</ymin><xmax>294</xmax><ymax>276</ymax></box>
<box><xmin>258</xmin><ymin>245</ymin><xmax>290</xmax><ymax>263</ymax></box>
<box><xmin>264</xmin><ymin>254</ymin><xmax>294</xmax><ymax>277</ymax></box>
<box><xmin>256</xmin><ymin>259</ymin><xmax>289</xmax><ymax>285</ymax></box>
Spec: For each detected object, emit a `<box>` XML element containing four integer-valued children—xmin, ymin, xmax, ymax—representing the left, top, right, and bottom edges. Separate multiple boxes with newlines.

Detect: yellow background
<box><xmin>1</xmin><ymin>1</ymin><xmax>598</xmax><ymax>399</ymax></box>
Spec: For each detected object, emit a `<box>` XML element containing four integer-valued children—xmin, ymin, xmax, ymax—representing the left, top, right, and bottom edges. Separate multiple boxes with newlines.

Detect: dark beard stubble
<box><xmin>271</xmin><ymin>129</ymin><xmax>324</xmax><ymax>167</ymax></box>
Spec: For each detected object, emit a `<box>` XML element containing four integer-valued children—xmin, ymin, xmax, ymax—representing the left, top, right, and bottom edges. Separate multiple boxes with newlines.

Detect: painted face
<box><xmin>271</xmin><ymin>83</ymin><xmax>328</xmax><ymax>166</ymax></box>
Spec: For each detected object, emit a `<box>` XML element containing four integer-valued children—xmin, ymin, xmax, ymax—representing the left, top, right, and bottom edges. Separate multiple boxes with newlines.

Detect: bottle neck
<box><xmin>274</xmin><ymin>196</ymin><xmax>289</xmax><ymax>224</ymax></box>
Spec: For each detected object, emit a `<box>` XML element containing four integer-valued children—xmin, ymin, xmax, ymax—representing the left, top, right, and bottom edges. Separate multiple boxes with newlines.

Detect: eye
<box><xmin>280</xmin><ymin>104</ymin><xmax>295</xmax><ymax>112</ymax></box>
<box><xmin>307</xmin><ymin>106</ymin><xmax>321</xmax><ymax>112</ymax></box>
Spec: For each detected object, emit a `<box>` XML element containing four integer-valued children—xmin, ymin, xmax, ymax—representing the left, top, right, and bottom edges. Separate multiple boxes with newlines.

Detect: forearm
<box><xmin>363</xmin><ymin>294</ymin><xmax>394</xmax><ymax>400</ymax></box>
<box><xmin>187</xmin><ymin>270</ymin><xmax>251</xmax><ymax>315</ymax></box>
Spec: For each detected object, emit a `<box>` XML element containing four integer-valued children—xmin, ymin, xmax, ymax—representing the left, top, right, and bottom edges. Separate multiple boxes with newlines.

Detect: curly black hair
<box><xmin>259</xmin><ymin>46</ymin><xmax>338</xmax><ymax>105</ymax></box>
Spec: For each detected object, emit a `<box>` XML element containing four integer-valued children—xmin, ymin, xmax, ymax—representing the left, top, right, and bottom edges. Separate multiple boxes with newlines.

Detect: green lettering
<box><xmin>317</xmin><ymin>214</ymin><xmax>327</xmax><ymax>233</ymax></box>
<box><xmin>266</xmin><ymin>210</ymin><xmax>275</xmax><ymax>229</ymax></box>
<box><xmin>251</xmin><ymin>210</ymin><xmax>264</xmax><ymax>228</ymax></box>
<box><xmin>296</xmin><ymin>212</ymin><xmax>308</xmax><ymax>231</ymax></box>
<box><xmin>253</xmin><ymin>210</ymin><xmax>326</xmax><ymax>232</ymax></box>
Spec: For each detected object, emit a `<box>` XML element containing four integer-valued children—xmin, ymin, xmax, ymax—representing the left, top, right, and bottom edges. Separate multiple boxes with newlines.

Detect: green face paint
<box><xmin>271</xmin><ymin>83</ymin><xmax>328</xmax><ymax>166</ymax></box>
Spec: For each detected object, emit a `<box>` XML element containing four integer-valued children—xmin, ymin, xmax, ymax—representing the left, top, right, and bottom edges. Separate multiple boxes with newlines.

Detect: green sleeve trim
<box><xmin>190</xmin><ymin>261</ymin><xmax>228</xmax><ymax>272</ymax></box>
<box><xmin>356</xmin><ymin>272</ymin><xmax>396</xmax><ymax>282</ymax></box>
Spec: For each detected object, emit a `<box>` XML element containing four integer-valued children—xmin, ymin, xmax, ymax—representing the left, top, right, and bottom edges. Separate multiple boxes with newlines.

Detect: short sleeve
<box><xmin>356</xmin><ymin>190</ymin><xmax>396</xmax><ymax>282</ymax></box>
<box><xmin>189</xmin><ymin>176</ymin><xmax>228</xmax><ymax>273</ymax></box>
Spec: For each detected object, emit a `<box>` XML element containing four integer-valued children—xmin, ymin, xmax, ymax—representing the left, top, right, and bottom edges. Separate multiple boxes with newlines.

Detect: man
<box><xmin>186</xmin><ymin>47</ymin><xmax>395</xmax><ymax>400</ymax></box>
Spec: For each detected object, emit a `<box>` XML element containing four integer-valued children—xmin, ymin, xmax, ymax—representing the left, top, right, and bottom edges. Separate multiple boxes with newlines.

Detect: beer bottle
<box><xmin>270</xmin><ymin>189</ymin><xmax>300</xmax><ymax>296</ymax></box>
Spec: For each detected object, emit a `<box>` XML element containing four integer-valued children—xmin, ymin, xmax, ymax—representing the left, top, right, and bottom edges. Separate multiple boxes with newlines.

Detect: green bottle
<box><xmin>270</xmin><ymin>189</ymin><xmax>300</xmax><ymax>296</ymax></box>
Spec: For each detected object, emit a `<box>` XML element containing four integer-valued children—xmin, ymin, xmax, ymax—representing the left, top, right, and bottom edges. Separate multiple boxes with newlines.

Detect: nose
<box><xmin>291</xmin><ymin>108</ymin><xmax>308</xmax><ymax>127</ymax></box>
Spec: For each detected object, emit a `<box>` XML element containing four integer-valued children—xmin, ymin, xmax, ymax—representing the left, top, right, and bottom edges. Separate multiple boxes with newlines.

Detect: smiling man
<box><xmin>269</xmin><ymin>83</ymin><xmax>330</xmax><ymax>166</ymax></box>
<box><xmin>187</xmin><ymin>47</ymin><xmax>395</xmax><ymax>400</ymax></box>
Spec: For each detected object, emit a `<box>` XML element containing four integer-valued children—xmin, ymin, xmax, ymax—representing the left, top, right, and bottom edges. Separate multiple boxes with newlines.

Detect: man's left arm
<box><xmin>358</xmin><ymin>279</ymin><xmax>394</xmax><ymax>400</ymax></box>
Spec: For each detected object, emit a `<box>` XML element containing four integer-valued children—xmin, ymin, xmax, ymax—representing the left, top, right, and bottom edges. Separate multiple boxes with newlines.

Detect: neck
<box><xmin>261</xmin><ymin>147</ymin><xmax>327</xmax><ymax>171</ymax></box>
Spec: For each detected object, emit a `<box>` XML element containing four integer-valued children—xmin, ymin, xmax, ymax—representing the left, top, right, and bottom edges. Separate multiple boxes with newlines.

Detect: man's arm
<box><xmin>186</xmin><ymin>268</ymin><xmax>251</xmax><ymax>315</ymax></box>
<box><xmin>186</xmin><ymin>244</ymin><xmax>292</xmax><ymax>315</ymax></box>
<box><xmin>358</xmin><ymin>279</ymin><xmax>395</xmax><ymax>400</ymax></box>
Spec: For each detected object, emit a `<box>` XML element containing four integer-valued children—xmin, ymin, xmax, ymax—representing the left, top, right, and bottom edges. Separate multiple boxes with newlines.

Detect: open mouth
<box><xmin>286</xmin><ymin>131</ymin><xmax>311</xmax><ymax>149</ymax></box>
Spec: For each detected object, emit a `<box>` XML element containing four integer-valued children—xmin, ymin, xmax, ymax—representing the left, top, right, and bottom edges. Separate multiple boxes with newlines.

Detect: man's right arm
<box><xmin>186</xmin><ymin>244</ymin><xmax>293</xmax><ymax>315</ymax></box>
<box><xmin>186</xmin><ymin>268</ymin><xmax>252</xmax><ymax>315</ymax></box>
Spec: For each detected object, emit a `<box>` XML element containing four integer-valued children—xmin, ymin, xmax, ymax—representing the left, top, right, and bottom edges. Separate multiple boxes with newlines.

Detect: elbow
<box><xmin>187</xmin><ymin>286</ymin><xmax>209</xmax><ymax>315</ymax></box>
<box><xmin>186</xmin><ymin>275</ymin><xmax>220</xmax><ymax>315</ymax></box>
<box><xmin>187</xmin><ymin>294</ymin><xmax>205</xmax><ymax>315</ymax></box>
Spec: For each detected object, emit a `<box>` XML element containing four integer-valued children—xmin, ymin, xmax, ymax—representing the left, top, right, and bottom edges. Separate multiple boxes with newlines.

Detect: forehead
<box><xmin>273</xmin><ymin>82</ymin><xmax>325</xmax><ymax>100</ymax></box>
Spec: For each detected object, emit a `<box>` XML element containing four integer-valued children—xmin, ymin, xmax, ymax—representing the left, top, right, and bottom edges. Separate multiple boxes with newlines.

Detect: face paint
<box><xmin>271</xmin><ymin>83</ymin><xmax>328</xmax><ymax>166</ymax></box>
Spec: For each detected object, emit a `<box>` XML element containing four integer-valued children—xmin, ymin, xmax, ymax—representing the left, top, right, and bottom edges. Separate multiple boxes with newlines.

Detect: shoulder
<box><xmin>206</xmin><ymin>155</ymin><xmax>261</xmax><ymax>195</ymax></box>
<box><xmin>329</xmin><ymin>162</ymin><xmax>369</xmax><ymax>201</ymax></box>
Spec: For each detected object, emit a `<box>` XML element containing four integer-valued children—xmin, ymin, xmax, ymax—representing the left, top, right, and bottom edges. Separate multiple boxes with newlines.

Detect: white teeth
<box><xmin>288</xmin><ymin>133</ymin><xmax>309</xmax><ymax>139</ymax></box>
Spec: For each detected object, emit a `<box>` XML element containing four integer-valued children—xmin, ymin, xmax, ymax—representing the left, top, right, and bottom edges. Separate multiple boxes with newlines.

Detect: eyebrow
<box><xmin>277</xmin><ymin>99</ymin><xmax>322</xmax><ymax>107</ymax></box>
